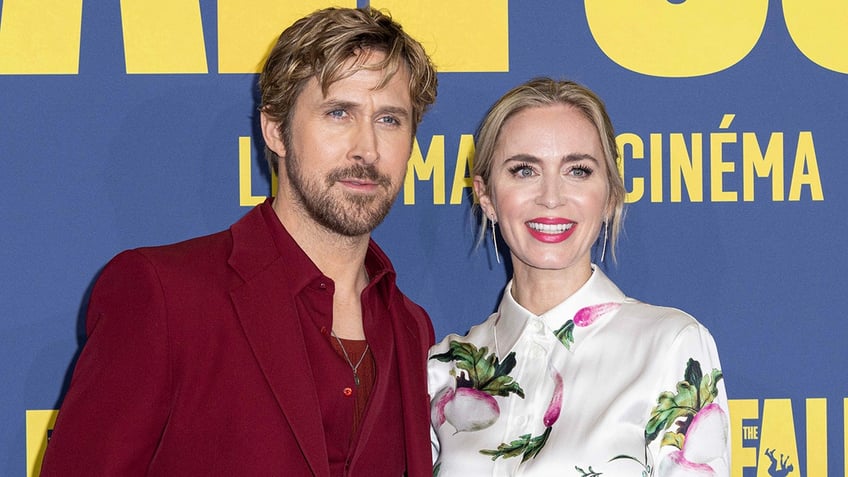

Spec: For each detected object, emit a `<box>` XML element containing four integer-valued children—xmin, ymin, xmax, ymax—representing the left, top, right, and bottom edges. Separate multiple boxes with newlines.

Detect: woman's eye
<box><xmin>508</xmin><ymin>164</ymin><xmax>535</xmax><ymax>178</ymax></box>
<box><xmin>570</xmin><ymin>166</ymin><xmax>593</xmax><ymax>177</ymax></box>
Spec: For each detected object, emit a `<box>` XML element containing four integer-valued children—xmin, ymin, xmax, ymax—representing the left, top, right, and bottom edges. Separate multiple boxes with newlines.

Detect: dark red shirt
<box><xmin>261</xmin><ymin>204</ymin><xmax>406</xmax><ymax>476</ymax></box>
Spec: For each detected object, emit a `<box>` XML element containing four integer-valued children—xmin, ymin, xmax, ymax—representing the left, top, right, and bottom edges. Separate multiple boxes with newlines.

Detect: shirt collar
<box><xmin>259</xmin><ymin>199</ymin><xmax>396</xmax><ymax>295</ymax></box>
<box><xmin>494</xmin><ymin>265</ymin><xmax>626</xmax><ymax>353</ymax></box>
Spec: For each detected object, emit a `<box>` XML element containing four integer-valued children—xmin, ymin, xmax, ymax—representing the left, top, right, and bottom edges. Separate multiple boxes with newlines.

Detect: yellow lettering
<box><xmin>806</xmin><ymin>398</ymin><xmax>828</xmax><ymax>476</ymax></box>
<box><xmin>669</xmin><ymin>133</ymin><xmax>703</xmax><ymax>202</ymax></box>
<box><xmin>239</xmin><ymin>136</ymin><xmax>270</xmax><ymax>206</ymax></box>
<box><xmin>783</xmin><ymin>0</ymin><xmax>848</xmax><ymax>73</ymax></box>
<box><xmin>378</xmin><ymin>0</ymin><xmax>508</xmax><ymax>72</ymax></box>
<box><xmin>449</xmin><ymin>134</ymin><xmax>475</xmax><ymax>205</ymax></box>
<box><xmin>649</xmin><ymin>134</ymin><xmax>663</xmax><ymax>203</ymax></box>
<box><xmin>742</xmin><ymin>132</ymin><xmax>784</xmax><ymax>202</ymax></box>
<box><xmin>404</xmin><ymin>136</ymin><xmax>446</xmax><ymax>205</ymax></box>
<box><xmin>617</xmin><ymin>133</ymin><xmax>644</xmax><ymax>204</ymax></box>
<box><xmin>26</xmin><ymin>409</ymin><xmax>58</xmax><ymax>477</ymax></box>
<box><xmin>788</xmin><ymin>131</ymin><xmax>824</xmax><ymax>201</ymax></box>
<box><xmin>729</xmin><ymin>399</ymin><xmax>759</xmax><ymax>477</ymax></box>
<box><xmin>120</xmin><ymin>0</ymin><xmax>208</xmax><ymax>73</ymax></box>
<box><xmin>218</xmin><ymin>0</ymin><xmax>348</xmax><ymax>73</ymax></box>
<box><xmin>757</xmin><ymin>399</ymin><xmax>799</xmax><ymax>477</ymax></box>
<box><xmin>710</xmin><ymin>115</ymin><xmax>738</xmax><ymax>202</ymax></box>
<box><xmin>585</xmin><ymin>1</ymin><xmax>767</xmax><ymax>77</ymax></box>
<box><xmin>0</xmin><ymin>0</ymin><xmax>83</xmax><ymax>74</ymax></box>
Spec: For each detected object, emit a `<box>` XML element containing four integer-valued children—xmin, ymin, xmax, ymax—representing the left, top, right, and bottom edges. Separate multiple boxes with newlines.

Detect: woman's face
<box><xmin>475</xmin><ymin>104</ymin><xmax>610</xmax><ymax>278</ymax></box>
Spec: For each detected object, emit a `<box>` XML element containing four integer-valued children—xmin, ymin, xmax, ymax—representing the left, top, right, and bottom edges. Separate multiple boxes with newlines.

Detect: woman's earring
<box><xmin>600</xmin><ymin>220</ymin><xmax>609</xmax><ymax>263</ymax></box>
<box><xmin>490</xmin><ymin>217</ymin><xmax>501</xmax><ymax>264</ymax></box>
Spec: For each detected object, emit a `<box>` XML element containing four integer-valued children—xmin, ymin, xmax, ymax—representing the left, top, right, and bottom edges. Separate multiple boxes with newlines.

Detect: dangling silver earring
<box><xmin>490</xmin><ymin>217</ymin><xmax>501</xmax><ymax>264</ymax></box>
<box><xmin>600</xmin><ymin>220</ymin><xmax>609</xmax><ymax>263</ymax></box>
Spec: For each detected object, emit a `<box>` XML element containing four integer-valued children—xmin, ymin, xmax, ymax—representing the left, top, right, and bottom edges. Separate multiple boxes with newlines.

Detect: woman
<box><xmin>428</xmin><ymin>78</ymin><xmax>729</xmax><ymax>476</ymax></box>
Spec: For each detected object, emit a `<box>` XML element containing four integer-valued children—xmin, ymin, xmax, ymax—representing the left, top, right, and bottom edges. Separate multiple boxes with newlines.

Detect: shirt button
<box><xmin>343</xmin><ymin>387</ymin><xmax>353</xmax><ymax>397</ymax></box>
<box><xmin>529</xmin><ymin>344</ymin><xmax>546</xmax><ymax>359</ymax></box>
<box><xmin>319</xmin><ymin>282</ymin><xmax>327</xmax><ymax>289</ymax></box>
<box><xmin>531</xmin><ymin>320</ymin><xmax>544</xmax><ymax>333</ymax></box>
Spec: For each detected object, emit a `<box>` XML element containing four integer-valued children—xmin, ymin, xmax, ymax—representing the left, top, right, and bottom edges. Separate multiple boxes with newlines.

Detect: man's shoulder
<box><xmin>133</xmin><ymin>228</ymin><xmax>233</xmax><ymax>267</ymax></box>
<box><xmin>124</xmin><ymin>204</ymin><xmax>268</xmax><ymax>269</ymax></box>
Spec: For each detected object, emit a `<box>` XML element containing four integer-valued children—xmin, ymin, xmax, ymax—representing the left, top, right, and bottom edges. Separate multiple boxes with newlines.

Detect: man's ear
<box><xmin>260</xmin><ymin>111</ymin><xmax>286</xmax><ymax>159</ymax></box>
<box><xmin>473</xmin><ymin>176</ymin><xmax>496</xmax><ymax>221</ymax></box>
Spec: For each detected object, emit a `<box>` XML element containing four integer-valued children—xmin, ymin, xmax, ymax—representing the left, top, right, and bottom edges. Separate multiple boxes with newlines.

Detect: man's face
<box><xmin>263</xmin><ymin>50</ymin><xmax>414</xmax><ymax>237</ymax></box>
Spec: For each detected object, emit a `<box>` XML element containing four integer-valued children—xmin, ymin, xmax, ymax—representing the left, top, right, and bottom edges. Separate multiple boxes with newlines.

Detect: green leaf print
<box><xmin>575</xmin><ymin>465</ymin><xmax>603</xmax><ymax>476</ymax></box>
<box><xmin>553</xmin><ymin>320</ymin><xmax>575</xmax><ymax>349</ymax></box>
<box><xmin>645</xmin><ymin>358</ymin><xmax>724</xmax><ymax>448</ymax></box>
<box><xmin>480</xmin><ymin>427</ymin><xmax>553</xmax><ymax>462</ymax></box>
<box><xmin>644</xmin><ymin>383</ymin><xmax>698</xmax><ymax>443</ymax></box>
<box><xmin>430</xmin><ymin>340</ymin><xmax>525</xmax><ymax>398</ymax></box>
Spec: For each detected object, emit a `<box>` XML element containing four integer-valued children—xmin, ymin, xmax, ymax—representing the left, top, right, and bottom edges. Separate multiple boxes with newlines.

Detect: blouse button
<box><xmin>531</xmin><ymin>320</ymin><xmax>544</xmax><ymax>333</ymax></box>
<box><xmin>319</xmin><ymin>282</ymin><xmax>327</xmax><ymax>289</ymax></box>
<box><xmin>529</xmin><ymin>343</ymin><xmax>546</xmax><ymax>359</ymax></box>
<box><xmin>343</xmin><ymin>387</ymin><xmax>353</xmax><ymax>397</ymax></box>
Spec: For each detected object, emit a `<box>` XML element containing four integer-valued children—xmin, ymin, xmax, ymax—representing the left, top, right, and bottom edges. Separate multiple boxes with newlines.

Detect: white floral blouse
<box><xmin>428</xmin><ymin>266</ymin><xmax>730</xmax><ymax>476</ymax></box>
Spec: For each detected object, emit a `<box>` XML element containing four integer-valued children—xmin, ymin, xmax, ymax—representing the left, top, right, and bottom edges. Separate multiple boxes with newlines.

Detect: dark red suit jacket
<box><xmin>40</xmin><ymin>203</ymin><xmax>435</xmax><ymax>476</ymax></box>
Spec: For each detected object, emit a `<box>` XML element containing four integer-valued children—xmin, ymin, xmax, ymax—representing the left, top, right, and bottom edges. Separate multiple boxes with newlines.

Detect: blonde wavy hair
<box><xmin>258</xmin><ymin>7</ymin><xmax>438</xmax><ymax>174</ymax></box>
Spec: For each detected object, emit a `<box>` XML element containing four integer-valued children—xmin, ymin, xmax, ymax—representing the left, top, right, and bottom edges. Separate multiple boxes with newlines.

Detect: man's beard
<box><xmin>283</xmin><ymin>146</ymin><xmax>397</xmax><ymax>237</ymax></box>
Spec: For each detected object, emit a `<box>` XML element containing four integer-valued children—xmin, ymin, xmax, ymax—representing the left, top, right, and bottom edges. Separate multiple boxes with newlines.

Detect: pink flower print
<box><xmin>573</xmin><ymin>302</ymin><xmax>620</xmax><ymax>327</ymax></box>
<box><xmin>431</xmin><ymin>388</ymin><xmax>452</xmax><ymax>427</ymax></box>
<box><xmin>432</xmin><ymin>387</ymin><xmax>501</xmax><ymax>433</ymax></box>
<box><xmin>658</xmin><ymin>403</ymin><xmax>728</xmax><ymax>476</ymax></box>
<box><xmin>543</xmin><ymin>368</ymin><xmax>564</xmax><ymax>427</ymax></box>
<box><xmin>659</xmin><ymin>450</ymin><xmax>716</xmax><ymax>477</ymax></box>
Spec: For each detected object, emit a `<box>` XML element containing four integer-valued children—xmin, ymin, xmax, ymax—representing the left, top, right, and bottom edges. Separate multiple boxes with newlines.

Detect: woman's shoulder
<box><xmin>429</xmin><ymin>312</ymin><xmax>499</xmax><ymax>356</ymax></box>
<box><xmin>616</xmin><ymin>297</ymin><xmax>709</xmax><ymax>336</ymax></box>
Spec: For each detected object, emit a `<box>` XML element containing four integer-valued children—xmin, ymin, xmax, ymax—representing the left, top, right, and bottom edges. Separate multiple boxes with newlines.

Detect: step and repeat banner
<box><xmin>2</xmin><ymin>1</ymin><xmax>846</xmax><ymax>475</ymax></box>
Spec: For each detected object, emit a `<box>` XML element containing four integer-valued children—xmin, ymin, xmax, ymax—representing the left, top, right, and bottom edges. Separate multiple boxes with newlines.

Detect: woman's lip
<box><xmin>528</xmin><ymin>217</ymin><xmax>573</xmax><ymax>225</ymax></box>
<box><xmin>525</xmin><ymin>219</ymin><xmax>576</xmax><ymax>243</ymax></box>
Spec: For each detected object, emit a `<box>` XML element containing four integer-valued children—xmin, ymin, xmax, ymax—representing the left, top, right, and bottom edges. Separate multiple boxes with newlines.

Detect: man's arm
<box><xmin>40</xmin><ymin>250</ymin><xmax>171</xmax><ymax>476</ymax></box>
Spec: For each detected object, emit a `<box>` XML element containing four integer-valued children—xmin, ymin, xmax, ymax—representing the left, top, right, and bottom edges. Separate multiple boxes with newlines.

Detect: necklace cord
<box><xmin>331</xmin><ymin>331</ymin><xmax>370</xmax><ymax>386</ymax></box>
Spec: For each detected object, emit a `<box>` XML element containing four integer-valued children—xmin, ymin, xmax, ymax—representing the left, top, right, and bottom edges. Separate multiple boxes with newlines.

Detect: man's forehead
<box><xmin>317</xmin><ymin>66</ymin><xmax>411</xmax><ymax>106</ymax></box>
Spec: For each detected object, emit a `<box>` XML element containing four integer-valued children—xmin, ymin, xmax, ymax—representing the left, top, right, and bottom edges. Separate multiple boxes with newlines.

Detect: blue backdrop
<box><xmin>2</xmin><ymin>1</ymin><xmax>846</xmax><ymax>475</ymax></box>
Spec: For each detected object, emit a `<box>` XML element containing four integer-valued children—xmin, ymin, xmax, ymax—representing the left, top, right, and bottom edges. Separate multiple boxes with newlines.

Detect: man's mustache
<box><xmin>326</xmin><ymin>164</ymin><xmax>392</xmax><ymax>188</ymax></box>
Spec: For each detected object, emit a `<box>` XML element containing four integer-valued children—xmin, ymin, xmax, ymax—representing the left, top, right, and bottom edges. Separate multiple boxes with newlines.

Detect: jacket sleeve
<box><xmin>40</xmin><ymin>250</ymin><xmax>172</xmax><ymax>476</ymax></box>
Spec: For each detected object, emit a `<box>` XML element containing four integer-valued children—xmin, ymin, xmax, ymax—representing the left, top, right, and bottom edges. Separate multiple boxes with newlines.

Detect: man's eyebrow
<box><xmin>319</xmin><ymin>99</ymin><xmax>410</xmax><ymax>118</ymax></box>
<box><xmin>320</xmin><ymin>99</ymin><xmax>357</xmax><ymax>111</ymax></box>
<box><xmin>378</xmin><ymin>105</ymin><xmax>411</xmax><ymax>118</ymax></box>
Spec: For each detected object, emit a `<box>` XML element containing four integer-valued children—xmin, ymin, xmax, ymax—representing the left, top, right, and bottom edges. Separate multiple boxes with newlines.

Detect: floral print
<box><xmin>479</xmin><ymin>366</ymin><xmax>563</xmax><ymax>462</ymax></box>
<box><xmin>430</xmin><ymin>341</ymin><xmax>524</xmax><ymax>433</ymax></box>
<box><xmin>428</xmin><ymin>266</ymin><xmax>730</xmax><ymax>476</ymax></box>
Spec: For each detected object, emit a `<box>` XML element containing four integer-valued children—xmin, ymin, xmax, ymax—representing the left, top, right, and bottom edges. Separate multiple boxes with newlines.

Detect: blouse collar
<box><xmin>494</xmin><ymin>265</ymin><xmax>626</xmax><ymax>353</ymax></box>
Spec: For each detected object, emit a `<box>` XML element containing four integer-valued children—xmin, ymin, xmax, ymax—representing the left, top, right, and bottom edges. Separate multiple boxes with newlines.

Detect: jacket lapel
<box><xmin>391</xmin><ymin>302</ymin><xmax>433</xmax><ymax>477</ymax></box>
<box><xmin>227</xmin><ymin>204</ymin><xmax>330</xmax><ymax>477</ymax></box>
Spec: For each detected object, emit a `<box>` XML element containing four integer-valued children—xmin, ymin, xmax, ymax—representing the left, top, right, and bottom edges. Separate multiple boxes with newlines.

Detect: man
<box><xmin>40</xmin><ymin>7</ymin><xmax>438</xmax><ymax>476</ymax></box>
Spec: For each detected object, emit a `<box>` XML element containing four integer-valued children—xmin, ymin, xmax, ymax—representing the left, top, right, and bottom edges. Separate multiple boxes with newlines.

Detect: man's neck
<box><xmin>271</xmin><ymin>197</ymin><xmax>371</xmax><ymax>291</ymax></box>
